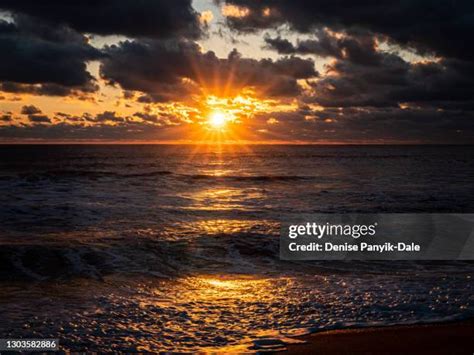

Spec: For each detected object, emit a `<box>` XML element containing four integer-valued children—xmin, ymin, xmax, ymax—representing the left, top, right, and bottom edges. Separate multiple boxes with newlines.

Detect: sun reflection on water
<box><xmin>201</xmin><ymin>276</ymin><xmax>272</xmax><ymax>293</ymax></box>
<box><xmin>178</xmin><ymin>275</ymin><xmax>283</xmax><ymax>304</ymax></box>
<box><xmin>179</xmin><ymin>187</ymin><xmax>266</xmax><ymax>212</ymax></box>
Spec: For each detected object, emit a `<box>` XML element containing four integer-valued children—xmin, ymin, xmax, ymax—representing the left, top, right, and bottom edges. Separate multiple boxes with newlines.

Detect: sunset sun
<box><xmin>208</xmin><ymin>110</ymin><xmax>231</xmax><ymax>130</ymax></box>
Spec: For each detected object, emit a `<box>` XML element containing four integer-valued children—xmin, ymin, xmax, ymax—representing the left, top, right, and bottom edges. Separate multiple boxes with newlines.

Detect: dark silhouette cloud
<box><xmin>0</xmin><ymin>0</ymin><xmax>203</xmax><ymax>97</ymax></box>
<box><xmin>304</xmin><ymin>52</ymin><xmax>474</xmax><ymax>110</ymax></box>
<box><xmin>0</xmin><ymin>113</ymin><xmax>12</xmax><ymax>122</ymax></box>
<box><xmin>1</xmin><ymin>103</ymin><xmax>473</xmax><ymax>143</ymax></box>
<box><xmin>263</xmin><ymin>23</ymin><xmax>474</xmax><ymax>113</ymax></box>
<box><xmin>248</xmin><ymin>105</ymin><xmax>474</xmax><ymax>143</ymax></box>
<box><xmin>220</xmin><ymin>0</ymin><xmax>474</xmax><ymax>61</ymax></box>
<box><xmin>0</xmin><ymin>110</ymin><xmax>192</xmax><ymax>141</ymax></box>
<box><xmin>28</xmin><ymin>114</ymin><xmax>51</xmax><ymax>123</ymax></box>
<box><xmin>0</xmin><ymin>16</ymin><xmax>101</xmax><ymax>94</ymax></box>
<box><xmin>95</xmin><ymin>111</ymin><xmax>127</xmax><ymax>123</ymax></box>
<box><xmin>0</xmin><ymin>0</ymin><xmax>202</xmax><ymax>39</ymax></box>
<box><xmin>265</xmin><ymin>30</ymin><xmax>383</xmax><ymax>65</ymax></box>
<box><xmin>100</xmin><ymin>40</ymin><xmax>317</xmax><ymax>100</ymax></box>
<box><xmin>19</xmin><ymin>105</ymin><xmax>51</xmax><ymax>123</ymax></box>
<box><xmin>0</xmin><ymin>81</ymin><xmax>98</xmax><ymax>96</ymax></box>
<box><xmin>21</xmin><ymin>105</ymin><xmax>42</xmax><ymax>115</ymax></box>
<box><xmin>263</xmin><ymin>37</ymin><xmax>295</xmax><ymax>55</ymax></box>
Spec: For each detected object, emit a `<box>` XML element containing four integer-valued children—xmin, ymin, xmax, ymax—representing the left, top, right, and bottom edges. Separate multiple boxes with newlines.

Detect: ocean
<box><xmin>0</xmin><ymin>144</ymin><xmax>473</xmax><ymax>352</ymax></box>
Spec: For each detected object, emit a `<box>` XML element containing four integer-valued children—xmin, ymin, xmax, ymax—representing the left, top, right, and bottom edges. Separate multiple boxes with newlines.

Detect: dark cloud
<box><xmin>52</xmin><ymin>110</ymin><xmax>185</xmax><ymax>127</ymax></box>
<box><xmin>0</xmin><ymin>16</ymin><xmax>101</xmax><ymax>94</ymax></box>
<box><xmin>0</xmin><ymin>113</ymin><xmax>12</xmax><ymax>122</ymax></box>
<box><xmin>56</xmin><ymin>111</ymin><xmax>134</xmax><ymax>124</ymax></box>
<box><xmin>95</xmin><ymin>111</ymin><xmax>127</xmax><ymax>123</ymax></box>
<box><xmin>0</xmin><ymin>1</ymin><xmax>203</xmax><ymax>98</ymax></box>
<box><xmin>100</xmin><ymin>40</ymin><xmax>202</xmax><ymax>100</ymax></box>
<box><xmin>263</xmin><ymin>28</ymin><xmax>474</xmax><ymax>112</ymax></box>
<box><xmin>0</xmin><ymin>0</ymin><xmax>202</xmax><ymax>39</ymax></box>
<box><xmin>220</xmin><ymin>0</ymin><xmax>474</xmax><ymax>61</ymax></box>
<box><xmin>1</xmin><ymin>104</ymin><xmax>472</xmax><ymax>143</ymax></box>
<box><xmin>134</xmin><ymin>112</ymin><xmax>161</xmax><ymax>123</ymax></box>
<box><xmin>0</xmin><ymin>123</ymin><xmax>177</xmax><ymax>141</ymax></box>
<box><xmin>265</xmin><ymin>30</ymin><xmax>383</xmax><ymax>66</ymax></box>
<box><xmin>100</xmin><ymin>39</ymin><xmax>317</xmax><ymax>101</ymax></box>
<box><xmin>19</xmin><ymin>105</ymin><xmax>51</xmax><ymax>123</ymax></box>
<box><xmin>248</xmin><ymin>106</ymin><xmax>474</xmax><ymax>143</ymax></box>
<box><xmin>259</xmin><ymin>16</ymin><xmax>474</xmax><ymax>141</ymax></box>
<box><xmin>21</xmin><ymin>105</ymin><xmax>42</xmax><ymax>115</ymax></box>
<box><xmin>261</xmin><ymin>23</ymin><xmax>474</xmax><ymax>130</ymax></box>
<box><xmin>133</xmin><ymin>111</ymin><xmax>184</xmax><ymax>126</ymax></box>
<box><xmin>0</xmin><ymin>110</ymin><xmax>191</xmax><ymax>141</ymax></box>
<box><xmin>0</xmin><ymin>81</ymin><xmax>98</xmax><ymax>97</ymax></box>
<box><xmin>28</xmin><ymin>114</ymin><xmax>51</xmax><ymax>123</ymax></box>
<box><xmin>54</xmin><ymin>112</ymin><xmax>83</xmax><ymax>123</ymax></box>
<box><xmin>305</xmin><ymin>53</ymin><xmax>474</xmax><ymax>110</ymax></box>
<box><xmin>263</xmin><ymin>36</ymin><xmax>295</xmax><ymax>54</ymax></box>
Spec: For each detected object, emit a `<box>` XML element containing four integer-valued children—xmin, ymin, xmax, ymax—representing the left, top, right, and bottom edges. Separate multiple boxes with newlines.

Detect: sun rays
<box><xmin>208</xmin><ymin>111</ymin><xmax>231</xmax><ymax>130</ymax></box>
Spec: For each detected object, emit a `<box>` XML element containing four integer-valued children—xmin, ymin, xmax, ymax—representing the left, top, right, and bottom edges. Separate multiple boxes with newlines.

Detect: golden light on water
<box><xmin>191</xmin><ymin>276</ymin><xmax>276</xmax><ymax>301</ymax></box>
<box><xmin>205</xmin><ymin>278</ymin><xmax>243</xmax><ymax>289</ymax></box>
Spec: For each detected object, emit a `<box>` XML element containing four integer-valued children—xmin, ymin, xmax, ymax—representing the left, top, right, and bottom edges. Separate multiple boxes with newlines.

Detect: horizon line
<box><xmin>0</xmin><ymin>140</ymin><xmax>472</xmax><ymax>146</ymax></box>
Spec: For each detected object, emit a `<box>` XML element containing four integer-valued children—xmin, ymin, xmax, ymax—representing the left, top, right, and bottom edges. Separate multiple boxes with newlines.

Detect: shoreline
<box><xmin>284</xmin><ymin>319</ymin><xmax>474</xmax><ymax>354</ymax></box>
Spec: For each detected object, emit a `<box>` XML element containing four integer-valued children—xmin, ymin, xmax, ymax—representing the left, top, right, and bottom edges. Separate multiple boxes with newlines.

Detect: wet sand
<box><xmin>285</xmin><ymin>320</ymin><xmax>474</xmax><ymax>354</ymax></box>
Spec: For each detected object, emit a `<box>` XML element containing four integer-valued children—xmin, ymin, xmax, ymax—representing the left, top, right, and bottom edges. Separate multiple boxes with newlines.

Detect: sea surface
<box><xmin>0</xmin><ymin>144</ymin><xmax>473</xmax><ymax>352</ymax></box>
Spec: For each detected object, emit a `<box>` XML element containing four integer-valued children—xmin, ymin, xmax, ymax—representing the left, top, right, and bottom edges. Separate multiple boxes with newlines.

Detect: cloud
<box><xmin>21</xmin><ymin>105</ymin><xmax>42</xmax><ymax>115</ymax></box>
<box><xmin>265</xmin><ymin>30</ymin><xmax>383</xmax><ymax>66</ymax></box>
<box><xmin>0</xmin><ymin>1</ymin><xmax>472</xmax><ymax>143</ymax></box>
<box><xmin>0</xmin><ymin>0</ymin><xmax>202</xmax><ymax>39</ymax></box>
<box><xmin>0</xmin><ymin>16</ymin><xmax>101</xmax><ymax>94</ymax></box>
<box><xmin>0</xmin><ymin>109</ymin><xmax>193</xmax><ymax>141</ymax></box>
<box><xmin>263</xmin><ymin>36</ymin><xmax>295</xmax><ymax>55</ymax></box>
<box><xmin>0</xmin><ymin>81</ymin><xmax>98</xmax><ymax>97</ymax></box>
<box><xmin>247</xmin><ymin>105</ymin><xmax>474</xmax><ymax>143</ymax></box>
<box><xmin>52</xmin><ymin>110</ymin><xmax>188</xmax><ymax>128</ymax></box>
<box><xmin>100</xmin><ymin>39</ymin><xmax>317</xmax><ymax>101</ymax></box>
<box><xmin>263</xmin><ymin>29</ymin><xmax>474</xmax><ymax>113</ymax></box>
<box><xmin>0</xmin><ymin>113</ymin><xmax>12</xmax><ymax>122</ymax></box>
<box><xmin>28</xmin><ymin>114</ymin><xmax>51</xmax><ymax>123</ymax></box>
<box><xmin>219</xmin><ymin>0</ymin><xmax>474</xmax><ymax>61</ymax></box>
<box><xmin>230</xmin><ymin>2</ymin><xmax>474</xmax><ymax>124</ymax></box>
<box><xmin>0</xmin><ymin>1</ymin><xmax>204</xmax><ymax>98</ymax></box>
<box><xmin>19</xmin><ymin>104</ymin><xmax>50</xmax><ymax>123</ymax></box>
<box><xmin>304</xmin><ymin>53</ymin><xmax>474</xmax><ymax>110</ymax></box>
<box><xmin>95</xmin><ymin>111</ymin><xmax>127</xmax><ymax>123</ymax></box>
<box><xmin>2</xmin><ymin>103</ymin><xmax>472</xmax><ymax>143</ymax></box>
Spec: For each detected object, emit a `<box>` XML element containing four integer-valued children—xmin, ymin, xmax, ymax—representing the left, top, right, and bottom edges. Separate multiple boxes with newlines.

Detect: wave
<box><xmin>0</xmin><ymin>233</ymin><xmax>280</xmax><ymax>281</ymax></box>
<box><xmin>0</xmin><ymin>244</ymin><xmax>114</xmax><ymax>281</ymax></box>
<box><xmin>2</xmin><ymin>235</ymin><xmax>471</xmax><ymax>282</ymax></box>
<box><xmin>185</xmin><ymin>174</ymin><xmax>312</xmax><ymax>182</ymax></box>
<box><xmin>0</xmin><ymin>169</ymin><xmax>174</xmax><ymax>181</ymax></box>
<box><xmin>0</xmin><ymin>169</ymin><xmax>313</xmax><ymax>182</ymax></box>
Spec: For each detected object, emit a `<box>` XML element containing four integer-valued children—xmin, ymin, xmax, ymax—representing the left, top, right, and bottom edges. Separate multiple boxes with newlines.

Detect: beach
<box><xmin>285</xmin><ymin>320</ymin><xmax>474</xmax><ymax>354</ymax></box>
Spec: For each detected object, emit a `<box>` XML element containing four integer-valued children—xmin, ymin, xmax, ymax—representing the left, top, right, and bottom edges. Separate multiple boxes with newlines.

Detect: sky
<box><xmin>0</xmin><ymin>0</ymin><xmax>473</xmax><ymax>143</ymax></box>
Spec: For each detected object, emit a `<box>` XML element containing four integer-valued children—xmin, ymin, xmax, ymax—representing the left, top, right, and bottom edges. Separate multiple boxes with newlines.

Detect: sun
<box><xmin>208</xmin><ymin>111</ymin><xmax>230</xmax><ymax>129</ymax></box>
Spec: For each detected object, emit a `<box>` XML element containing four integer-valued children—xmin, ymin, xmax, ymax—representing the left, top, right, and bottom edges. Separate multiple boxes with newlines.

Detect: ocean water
<box><xmin>0</xmin><ymin>144</ymin><xmax>473</xmax><ymax>352</ymax></box>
